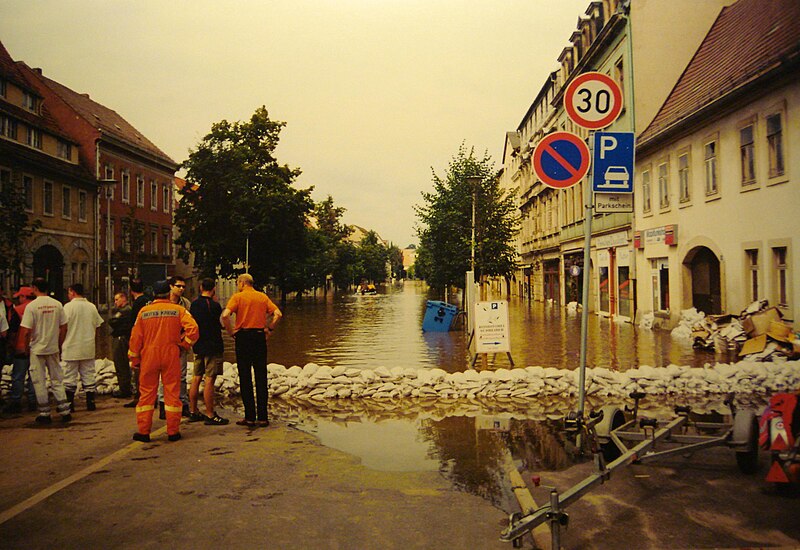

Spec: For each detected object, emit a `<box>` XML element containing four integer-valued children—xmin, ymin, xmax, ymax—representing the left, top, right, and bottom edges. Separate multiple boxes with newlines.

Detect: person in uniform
<box><xmin>221</xmin><ymin>273</ymin><xmax>281</xmax><ymax>428</ymax></box>
<box><xmin>128</xmin><ymin>280</ymin><xmax>198</xmax><ymax>442</ymax></box>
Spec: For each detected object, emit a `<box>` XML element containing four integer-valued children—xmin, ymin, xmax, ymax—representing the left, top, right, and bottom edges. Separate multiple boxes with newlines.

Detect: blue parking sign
<box><xmin>592</xmin><ymin>132</ymin><xmax>634</xmax><ymax>193</ymax></box>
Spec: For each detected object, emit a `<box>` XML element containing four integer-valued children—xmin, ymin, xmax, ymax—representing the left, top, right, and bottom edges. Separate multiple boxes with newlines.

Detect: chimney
<box><xmin>33</xmin><ymin>67</ymin><xmax>42</xmax><ymax>75</ymax></box>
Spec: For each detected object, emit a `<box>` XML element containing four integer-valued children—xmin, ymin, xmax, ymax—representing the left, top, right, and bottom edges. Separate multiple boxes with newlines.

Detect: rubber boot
<box><xmin>66</xmin><ymin>390</ymin><xmax>75</xmax><ymax>413</ymax></box>
<box><xmin>86</xmin><ymin>392</ymin><xmax>96</xmax><ymax>411</ymax></box>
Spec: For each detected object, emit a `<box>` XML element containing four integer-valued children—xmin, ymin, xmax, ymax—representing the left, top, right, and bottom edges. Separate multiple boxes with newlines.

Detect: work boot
<box><xmin>86</xmin><ymin>392</ymin><xmax>96</xmax><ymax>411</ymax></box>
<box><xmin>159</xmin><ymin>401</ymin><xmax>166</xmax><ymax>420</ymax></box>
<box><xmin>61</xmin><ymin>413</ymin><xmax>72</xmax><ymax>423</ymax></box>
<box><xmin>132</xmin><ymin>432</ymin><xmax>150</xmax><ymax>443</ymax></box>
<box><xmin>167</xmin><ymin>432</ymin><xmax>182</xmax><ymax>442</ymax></box>
<box><xmin>66</xmin><ymin>390</ymin><xmax>75</xmax><ymax>413</ymax></box>
<box><xmin>35</xmin><ymin>415</ymin><xmax>52</xmax><ymax>425</ymax></box>
<box><xmin>123</xmin><ymin>398</ymin><xmax>138</xmax><ymax>408</ymax></box>
<box><xmin>181</xmin><ymin>404</ymin><xmax>191</xmax><ymax>418</ymax></box>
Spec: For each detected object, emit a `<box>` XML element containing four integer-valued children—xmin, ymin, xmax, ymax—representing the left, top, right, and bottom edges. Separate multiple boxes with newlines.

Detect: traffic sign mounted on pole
<box><xmin>532</xmin><ymin>131</ymin><xmax>590</xmax><ymax>189</ymax></box>
<box><xmin>564</xmin><ymin>72</ymin><xmax>623</xmax><ymax>130</ymax></box>
<box><xmin>592</xmin><ymin>131</ymin><xmax>634</xmax><ymax>193</ymax></box>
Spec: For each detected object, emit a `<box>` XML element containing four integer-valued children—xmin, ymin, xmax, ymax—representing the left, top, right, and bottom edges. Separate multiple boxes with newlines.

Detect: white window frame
<box><xmin>658</xmin><ymin>160</ymin><xmax>669</xmax><ymax>210</ymax></box>
<box><xmin>136</xmin><ymin>175</ymin><xmax>145</xmax><ymax>207</ymax></box>
<box><xmin>162</xmin><ymin>184</ymin><xmax>170</xmax><ymax>213</ymax></box>
<box><xmin>43</xmin><ymin>180</ymin><xmax>54</xmax><ymax>216</ymax></box>
<box><xmin>739</xmin><ymin>119</ymin><xmax>757</xmax><ymax>186</ymax></box>
<box><xmin>641</xmin><ymin>167</ymin><xmax>651</xmax><ymax>213</ymax></box>
<box><xmin>678</xmin><ymin>149</ymin><xmax>691</xmax><ymax>204</ymax></box>
<box><xmin>121</xmin><ymin>170</ymin><xmax>130</xmax><ymax>203</ymax></box>
<box><xmin>62</xmin><ymin>185</ymin><xmax>72</xmax><ymax>219</ymax></box>
<box><xmin>150</xmin><ymin>180</ymin><xmax>158</xmax><ymax>211</ymax></box>
<box><xmin>704</xmin><ymin>138</ymin><xmax>719</xmax><ymax>196</ymax></box>
<box><xmin>765</xmin><ymin>110</ymin><xmax>785</xmax><ymax>181</ymax></box>
<box><xmin>78</xmin><ymin>190</ymin><xmax>87</xmax><ymax>222</ymax></box>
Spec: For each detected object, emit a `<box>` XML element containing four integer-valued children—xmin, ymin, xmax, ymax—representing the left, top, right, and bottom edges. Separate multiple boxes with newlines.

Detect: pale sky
<box><xmin>3</xmin><ymin>0</ymin><xmax>588</xmax><ymax>247</ymax></box>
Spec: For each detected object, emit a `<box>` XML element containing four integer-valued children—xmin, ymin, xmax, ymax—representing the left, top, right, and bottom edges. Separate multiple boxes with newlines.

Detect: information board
<box><xmin>474</xmin><ymin>301</ymin><xmax>511</xmax><ymax>354</ymax></box>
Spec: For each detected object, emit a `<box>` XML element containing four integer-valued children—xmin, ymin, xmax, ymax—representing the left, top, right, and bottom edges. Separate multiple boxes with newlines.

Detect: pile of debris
<box><xmin>670</xmin><ymin>301</ymin><xmax>798</xmax><ymax>361</ymax></box>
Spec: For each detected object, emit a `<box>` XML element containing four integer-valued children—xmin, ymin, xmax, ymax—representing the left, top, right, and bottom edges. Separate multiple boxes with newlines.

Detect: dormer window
<box><xmin>57</xmin><ymin>139</ymin><xmax>72</xmax><ymax>160</ymax></box>
<box><xmin>23</xmin><ymin>92</ymin><xmax>39</xmax><ymax>113</ymax></box>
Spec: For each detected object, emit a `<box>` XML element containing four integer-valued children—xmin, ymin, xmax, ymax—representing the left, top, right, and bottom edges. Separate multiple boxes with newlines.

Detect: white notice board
<box><xmin>474</xmin><ymin>301</ymin><xmax>511</xmax><ymax>354</ymax></box>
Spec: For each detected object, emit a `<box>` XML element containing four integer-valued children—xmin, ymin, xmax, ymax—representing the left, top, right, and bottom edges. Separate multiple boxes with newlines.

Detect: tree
<box><xmin>357</xmin><ymin>231</ymin><xmax>389</xmax><ymax>283</ymax></box>
<box><xmin>415</xmin><ymin>144</ymin><xmax>519</xmax><ymax>290</ymax></box>
<box><xmin>176</xmin><ymin>107</ymin><xmax>313</xmax><ymax>288</ymax></box>
<box><xmin>0</xmin><ymin>178</ymin><xmax>39</xmax><ymax>275</ymax></box>
<box><xmin>388</xmin><ymin>244</ymin><xmax>404</xmax><ymax>279</ymax></box>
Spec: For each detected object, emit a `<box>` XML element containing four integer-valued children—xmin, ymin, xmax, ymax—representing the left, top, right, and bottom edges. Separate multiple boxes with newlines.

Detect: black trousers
<box><xmin>112</xmin><ymin>335</ymin><xmax>132</xmax><ymax>395</ymax></box>
<box><xmin>234</xmin><ymin>330</ymin><xmax>268</xmax><ymax>421</ymax></box>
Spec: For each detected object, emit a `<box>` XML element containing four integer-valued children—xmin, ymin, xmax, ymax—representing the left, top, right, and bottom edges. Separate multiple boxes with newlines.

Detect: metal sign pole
<box><xmin>577</xmin><ymin>133</ymin><xmax>594</xmax><ymax>417</ymax></box>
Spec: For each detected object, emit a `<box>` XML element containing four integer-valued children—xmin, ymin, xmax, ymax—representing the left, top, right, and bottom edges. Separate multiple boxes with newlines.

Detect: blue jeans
<box><xmin>9</xmin><ymin>355</ymin><xmax>35</xmax><ymax>406</ymax></box>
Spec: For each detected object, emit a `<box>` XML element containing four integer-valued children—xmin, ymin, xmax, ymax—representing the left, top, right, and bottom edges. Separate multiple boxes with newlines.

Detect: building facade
<box><xmin>21</xmin><ymin>65</ymin><xmax>179</xmax><ymax>306</ymax></box>
<box><xmin>634</xmin><ymin>0</ymin><xmax>799</xmax><ymax>326</ymax></box>
<box><xmin>0</xmin><ymin>42</ymin><xmax>96</xmax><ymax>301</ymax></box>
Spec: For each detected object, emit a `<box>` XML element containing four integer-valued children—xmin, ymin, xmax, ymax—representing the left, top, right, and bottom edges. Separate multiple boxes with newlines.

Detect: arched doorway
<box><xmin>33</xmin><ymin>245</ymin><xmax>65</xmax><ymax>302</ymax></box>
<box><xmin>687</xmin><ymin>247</ymin><xmax>721</xmax><ymax>315</ymax></box>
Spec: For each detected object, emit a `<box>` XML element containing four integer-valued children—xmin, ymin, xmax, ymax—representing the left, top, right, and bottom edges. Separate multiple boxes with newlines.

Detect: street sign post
<box><xmin>564</xmin><ymin>72</ymin><xmax>623</xmax><ymax>130</ymax></box>
<box><xmin>592</xmin><ymin>131</ymin><xmax>634</xmax><ymax>193</ymax></box>
<box><xmin>532</xmin><ymin>131</ymin><xmax>590</xmax><ymax>189</ymax></box>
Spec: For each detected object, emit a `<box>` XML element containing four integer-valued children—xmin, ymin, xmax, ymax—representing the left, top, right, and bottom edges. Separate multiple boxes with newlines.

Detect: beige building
<box><xmin>634</xmin><ymin>0</ymin><xmax>799</xmax><ymax>326</ymax></box>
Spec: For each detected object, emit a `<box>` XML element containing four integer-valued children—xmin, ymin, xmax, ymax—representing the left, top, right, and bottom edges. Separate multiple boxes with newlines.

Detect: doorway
<box><xmin>688</xmin><ymin>247</ymin><xmax>721</xmax><ymax>315</ymax></box>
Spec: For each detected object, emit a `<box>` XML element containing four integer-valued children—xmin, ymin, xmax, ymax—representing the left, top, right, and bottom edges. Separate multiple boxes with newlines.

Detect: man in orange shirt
<box><xmin>221</xmin><ymin>273</ymin><xmax>281</xmax><ymax>427</ymax></box>
<box><xmin>128</xmin><ymin>280</ymin><xmax>199</xmax><ymax>442</ymax></box>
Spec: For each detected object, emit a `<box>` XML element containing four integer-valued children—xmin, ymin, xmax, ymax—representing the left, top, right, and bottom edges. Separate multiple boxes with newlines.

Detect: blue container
<box><xmin>422</xmin><ymin>300</ymin><xmax>458</xmax><ymax>332</ymax></box>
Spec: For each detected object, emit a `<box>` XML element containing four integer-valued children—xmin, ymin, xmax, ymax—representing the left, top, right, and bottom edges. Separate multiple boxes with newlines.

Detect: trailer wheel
<box><xmin>596</xmin><ymin>406</ymin><xmax>626</xmax><ymax>462</ymax></box>
<box><xmin>732</xmin><ymin>409</ymin><xmax>759</xmax><ymax>474</ymax></box>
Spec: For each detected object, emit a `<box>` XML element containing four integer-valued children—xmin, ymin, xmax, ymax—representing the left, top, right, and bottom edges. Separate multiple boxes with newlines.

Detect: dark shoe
<box><xmin>66</xmin><ymin>390</ymin><xmax>75</xmax><ymax>413</ymax></box>
<box><xmin>167</xmin><ymin>432</ymin><xmax>182</xmax><ymax>442</ymax></box>
<box><xmin>27</xmin><ymin>401</ymin><xmax>37</xmax><ymax>412</ymax></box>
<box><xmin>2</xmin><ymin>401</ymin><xmax>22</xmax><ymax>414</ymax></box>
<box><xmin>86</xmin><ymin>392</ymin><xmax>96</xmax><ymax>411</ymax></box>
<box><xmin>181</xmin><ymin>404</ymin><xmax>191</xmax><ymax>418</ymax></box>
<box><xmin>61</xmin><ymin>413</ymin><xmax>72</xmax><ymax>423</ymax></box>
<box><xmin>35</xmin><ymin>415</ymin><xmax>52</xmax><ymax>425</ymax></box>
<box><xmin>257</xmin><ymin>420</ymin><xmax>270</xmax><ymax>428</ymax></box>
<box><xmin>158</xmin><ymin>402</ymin><xmax>166</xmax><ymax>420</ymax></box>
<box><xmin>188</xmin><ymin>411</ymin><xmax>209</xmax><ymax>423</ymax></box>
<box><xmin>132</xmin><ymin>432</ymin><xmax>151</xmax><ymax>442</ymax></box>
<box><xmin>236</xmin><ymin>419</ymin><xmax>256</xmax><ymax>427</ymax></box>
<box><xmin>112</xmin><ymin>390</ymin><xmax>132</xmax><ymax>398</ymax></box>
<box><xmin>205</xmin><ymin>414</ymin><xmax>230</xmax><ymax>426</ymax></box>
<box><xmin>123</xmin><ymin>399</ymin><xmax>138</xmax><ymax>408</ymax></box>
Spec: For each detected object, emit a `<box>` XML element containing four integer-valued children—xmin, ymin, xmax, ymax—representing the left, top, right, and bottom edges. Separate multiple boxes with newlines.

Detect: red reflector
<box><xmin>766</xmin><ymin>461</ymin><xmax>790</xmax><ymax>483</ymax></box>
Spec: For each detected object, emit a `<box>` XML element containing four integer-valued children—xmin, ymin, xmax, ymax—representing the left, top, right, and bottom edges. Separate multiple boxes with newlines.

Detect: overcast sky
<box><xmin>3</xmin><ymin>0</ymin><xmax>588</xmax><ymax>247</ymax></box>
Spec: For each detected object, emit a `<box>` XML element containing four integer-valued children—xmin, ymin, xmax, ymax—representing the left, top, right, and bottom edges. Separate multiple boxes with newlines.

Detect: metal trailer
<box><xmin>500</xmin><ymin>393</ymin><xmax>759</xmax><ymax>548</ymax></box>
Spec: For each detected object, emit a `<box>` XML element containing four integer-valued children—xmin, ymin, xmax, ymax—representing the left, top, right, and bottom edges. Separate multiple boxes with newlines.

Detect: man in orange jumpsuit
<box><xmin>128</xmin><ymin>280</ymin><xmax>199</xmax><ymax>442</ymax></box>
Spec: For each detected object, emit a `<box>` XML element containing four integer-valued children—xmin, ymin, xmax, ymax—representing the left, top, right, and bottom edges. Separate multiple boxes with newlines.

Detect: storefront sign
<box><xmin>644</xmin><ymin>224</ymin><xmax>679</xmax><ymax>246</ymax></box>
<box><xmin>595</xmin><ymin>230</ymin><xmax>629</xmax><ymax>249</ymax></box>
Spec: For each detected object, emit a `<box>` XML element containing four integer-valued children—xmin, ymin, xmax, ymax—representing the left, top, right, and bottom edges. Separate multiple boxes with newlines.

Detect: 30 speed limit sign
<box><xmin>564</xmin><ymin>72</ymin><xmax>623</xmax><ymax>130</ymax></box>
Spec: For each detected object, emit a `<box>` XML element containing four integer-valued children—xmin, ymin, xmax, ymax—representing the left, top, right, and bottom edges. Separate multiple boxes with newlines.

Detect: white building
<box><xmin>634</xmin><ymin>0</ymin><xmax>799</xmax><ymax>326</ymax></box>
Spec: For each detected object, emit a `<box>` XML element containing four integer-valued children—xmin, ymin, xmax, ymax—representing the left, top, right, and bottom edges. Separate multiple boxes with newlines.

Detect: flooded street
<box><xmin>227</xmin><ymin>281</ymin><xmax>730</xmax><ymax>512</ymax></box>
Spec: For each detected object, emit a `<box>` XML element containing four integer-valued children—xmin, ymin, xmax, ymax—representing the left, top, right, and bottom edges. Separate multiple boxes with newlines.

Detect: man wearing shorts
<box><xmin>189</xmin><ymin>278</ymin><xmax>228</xmax><ymax>425</ymax></box>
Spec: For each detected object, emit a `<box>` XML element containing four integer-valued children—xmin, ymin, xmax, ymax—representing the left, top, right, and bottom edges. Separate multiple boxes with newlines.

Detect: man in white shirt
<box><xmin>62</xmin><ymin>283</ymin><xmax>104</xmax><ymax>412</ymax></box>
<box><xmin>19</xmin><ymin>278</ymin><xmax>70</xmax><ymax>424</ymax></box>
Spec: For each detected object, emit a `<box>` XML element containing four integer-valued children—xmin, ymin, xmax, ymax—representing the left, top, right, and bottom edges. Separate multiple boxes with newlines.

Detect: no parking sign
<box><xmin>532</xmin><ymin>132</ymin><xmax>590</xmax><ymax>190</ymax></box>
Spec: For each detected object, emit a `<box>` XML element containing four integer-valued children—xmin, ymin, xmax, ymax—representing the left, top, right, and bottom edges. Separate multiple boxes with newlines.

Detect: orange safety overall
<box><xmin>128</xmin><ymin>299</ymin><xmax>198</xmax><ymax>436</ymax></box>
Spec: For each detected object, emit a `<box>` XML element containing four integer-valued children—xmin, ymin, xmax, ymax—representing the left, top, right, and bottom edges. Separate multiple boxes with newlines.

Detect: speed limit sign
<box><xmin>564</xmin><ymin>72</ymin><xmax>623</xmax><ymax>130</ymax></box>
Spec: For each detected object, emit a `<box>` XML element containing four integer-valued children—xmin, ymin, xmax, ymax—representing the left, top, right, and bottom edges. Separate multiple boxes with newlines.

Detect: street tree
<box><xmin>357</xmin><ymin>230</ymin><xmax>390</xmax><ymax>283</ymax></box>
<box><xmin>176</xmin><ymin>107</ymin><xmax>313</xmax><ymax>289</ymax></box>
<box><xmin>388</xmin><ymin>244</ymin><xmax>404</xmax><ymax>279</ymax></box>
<box><xmin>415</xmin><ymin>144</ymin><xmax>519</xmax><ymax>291</ymax></box>
<box><xmin>0</xmin><ymin>178</ymin><xmax>39</xmax><ymax>275</ymax></box>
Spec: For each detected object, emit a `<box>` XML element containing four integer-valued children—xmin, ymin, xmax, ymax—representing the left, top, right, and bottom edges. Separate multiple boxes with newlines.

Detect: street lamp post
<box><xmin>465</xmin><ymin>176</ymin><xmax>482</xmax><ymax>275</ymax></box>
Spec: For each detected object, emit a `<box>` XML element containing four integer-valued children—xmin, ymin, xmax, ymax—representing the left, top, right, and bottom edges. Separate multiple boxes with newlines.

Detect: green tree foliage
<box><xmin>388</xmin><ymin>244</ymin><xmax>404</xmax><ymax>278</ymax></box>
<box><xmin>415</xmin><ymin>144</ymin><xmax>519</xmax><ymax>290</ymax></box>
<box><xmin>358</xmin><ymin>231</ymin><xmax>389</xmax><ymax>283</ymax></box>
<box><xmin>176</xmin><ymin>107</ymin><xmax>313</xmax><ymax>286</ymax></box>
<box><xmin>0</xmin><ymin>178</ymin><xmax>39</xmax><ymax>275</ymax></box>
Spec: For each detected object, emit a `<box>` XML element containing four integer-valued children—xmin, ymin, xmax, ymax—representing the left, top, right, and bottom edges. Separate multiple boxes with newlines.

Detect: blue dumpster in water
<box><xmin>422</xmin><ymin>300</ymin><xmax>458</xmax><ymax>332</ymax></box>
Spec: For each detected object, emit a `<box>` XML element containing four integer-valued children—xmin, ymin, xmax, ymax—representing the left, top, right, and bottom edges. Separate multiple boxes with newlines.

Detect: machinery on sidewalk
<box><xmin>500</xmin><ymin>392</ymin><xmax>760</xmax><ymax>548</ymax></box>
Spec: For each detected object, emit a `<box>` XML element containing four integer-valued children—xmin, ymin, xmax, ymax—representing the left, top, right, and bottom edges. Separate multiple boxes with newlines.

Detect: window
<box><xmin>740</xmin><ymin>123</ymin><xmax>756</xmax><ymax>185</ymax></box>
<box><xmin>0</xmin><ymin>167</ymin><xmax>9</xmax><ymax>193</ymax></box>
<box><xmin>651</xmin><ymin>258</ymin><xmax>670</xmax><ymax>312</ymax></box>
<box><xmin>773</xmin><ymin>247</ymin><xmax>788</xmax><ymax>308</ymax></box>
<box><xmin>704</xmin><ymin>140</ymin><xmax>718</xmax><ymax>195</ymax></box>
<box><xmin>658</xmin><ymin>161</ymin><xmax>669</xmax><ymax>209</ymax></box>
<box><xmin>23</xmin><ymin>175</ymin><xmax>33</xmax><ymax>211</ymax></box>
<box><xmin>57</xmin><ymin>140</ymin><xmax>72</xmax><ymax>160</ymax></box>
<box><xmin>151</xmin><ymin>181</ymin><xmax>158</xmax><ymax>211</ymax></box>
<box><xmin>121</xmin><ymin>170</ymin><xmax>130</xmax><ymax>203</ymax></box>
<box><xmin>136</xmin><ymin>175</ymin><xmax>145</xmax><ymax>207</ymax></box>
<box><xmin>26</xmin><ymin>127</ymin><xmax>42</xmax><ymax>149</ymax></box>
<box><xmin>78</xmin><ymin>190</ymin><xmax>87</xmax><ymax>221</ymax></box>
<box><xmin>122</xmin><ymin>222</ymin><xmax>131</xmax><ymax>253</ymax></box>
<box><xmin>162</xmin><ymin>184</ymin><xmax>170</xmax><ymax>213</ymax></box>
<box><xmin>103</xmin><ymin>165</ymin><xmax>115</xmax><ymax>199</ymax></box>
<box><xmin>746</xmin><ymin>249</ymin><xmax>760</xmax><ymax>302</ymax></box>
<box><xmin>766</xmin><ymin>113</ymin><xmax>784</xmax><ymax>178</ymax></box>
<box><xmin>151</xmin><ymin>231</ymin><xmax>158</xmax><ymax>255</ymax></box>
<box><xmin>137</xmin><ymin>223</ymin><xmax>145</xmax><ymax>253</ymax></box>
<box><xmin>642</xmin><ymin>169</ymin><xmax>651</xmax><ymax>213</ymax></box>
<box><xmin>43</xmin><ymin>180</ymin><xmax>53</xmax><ymax>215</ymax></box>
<box><xmin>62</xmin><ymin>185</ymin><xmax>72</xmax><ymax>219</ymax></box>
<box><xmin>0</xmin><ymin>114</ymin><xmax>17</xmax><ymax>139</ymax></box>
<box><xmin>678</xmin><ymin>151</ymin><xmax>690</xmax><ymax>203</ymax></box>
<box><xmin>163</xmin><ymin>232</ymin><xmax>171</xmax><ymax>257</ymax></box>
<box><xmin>23</xmin><ymin>92</ymin><xmax>38</xmax><ymax>112</ymax></box>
